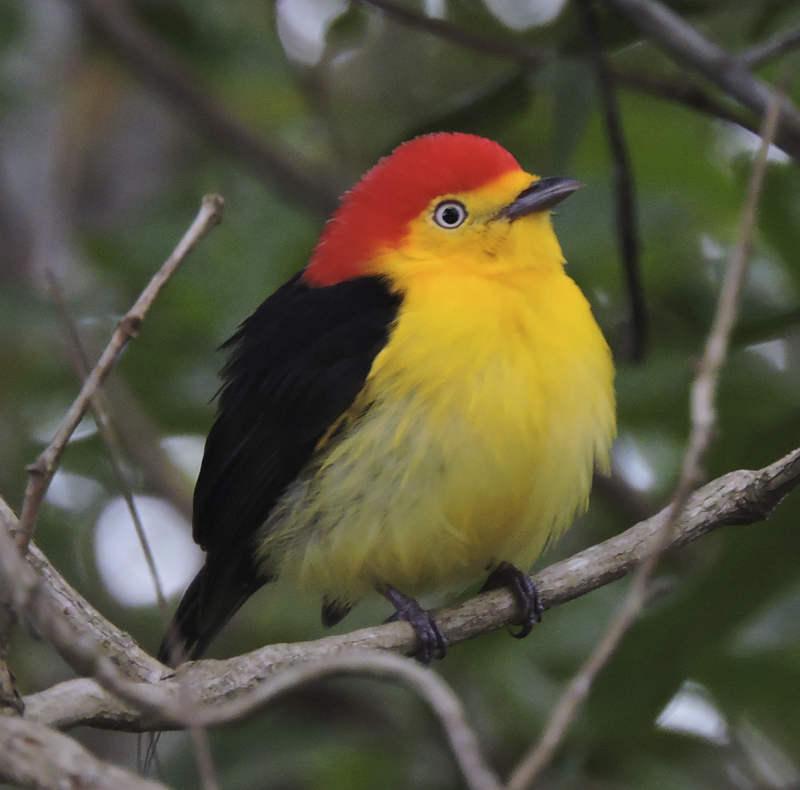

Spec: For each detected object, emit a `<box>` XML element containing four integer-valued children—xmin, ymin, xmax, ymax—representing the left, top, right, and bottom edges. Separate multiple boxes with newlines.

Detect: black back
<box><xmin>161</xmin><ymin>273</ymin><xmax>402</xmax><ymax>662</ymax></box>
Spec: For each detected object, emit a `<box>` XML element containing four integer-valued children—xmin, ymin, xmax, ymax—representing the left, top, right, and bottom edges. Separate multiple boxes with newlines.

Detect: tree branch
<box><xmin>602</xmin><ymin>0</ymin><xmax>800</xmax><ymax>158</ymax></box>
<box><xmin>612</xmin><ymin>68</ymin><xmax>758</xmax><ymax>129</ymax></box>
<box><xmin>355</xmin><ymin>0</ymin><xmax>786</xmax><ymax>159</ymax></box>
<box><xmin>1</xmin><ymin>512</ymin><xmax>161</xmax><ymax>686</ymax></box>
<box><xmin>175</xmin><ymin>652</ymin><xmax>502</xmax><ymax>790</ymax></box>
<box><xmin>506</xmin><ymin>84</ymin><xmax>785</xmax><ymax>789</ymax></box>
<box><xmin>741</xmin><ymin>26</ymin><xmax>800</xmax><ymax>69</ymax></box>
<box><xmin>577</xmin><ymin>0</ymin><xmax>646</xmax><ymax>362</ymax></box>
<box><xmin>358</xmin><ymin>0</ymin><xmax>551</xmax><ymax>66</ymax></box>
<box><xmin>0</xmin><ymin>716</ymin><xmax>167</xmax><ymax>790</ymax></box>
<box><xmin>16</xmin><ymin>194</ymin><xmax>223</xmax><ymax>553</ymax></box>
<box><xmin>0</xmin><ymin>195</ymin><xmax>222</xmax><ymax>715</ymax></box>
<box><xmin>18</xmin><ymin>445</ymin><xmax>800</xmax><ymax>732</ymax></box>
<box><xmin>45</xmin><ymin>279</ymin><xmax>220</xmax><ymax>790</ymax></box>
<box><xmin>94</xmin><ymin>377</ymin><xmax>194</xmax><ymax>520</ymax></box>
<box><xmin>47</xmin><ymin>274</ymin><xmax>170</xmax><ymax>619</ymax></box>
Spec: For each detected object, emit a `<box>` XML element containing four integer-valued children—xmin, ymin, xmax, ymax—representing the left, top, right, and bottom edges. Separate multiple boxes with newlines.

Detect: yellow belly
<box><xmin>255</xmin><ymin>265</ymin><xmax>615</xmax><ymax>600</ymax></box>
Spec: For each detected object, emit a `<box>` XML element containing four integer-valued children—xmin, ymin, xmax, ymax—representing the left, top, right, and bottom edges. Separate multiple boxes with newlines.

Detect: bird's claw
<box><xmin>381</xmin><ymin>586</ymin><xmax>448</xmax><ymax>664</ymax></box>
<box><xmin>480</xmin><ymin>562</ymin><xmax>543</xmax><ymax>639</ymax></box>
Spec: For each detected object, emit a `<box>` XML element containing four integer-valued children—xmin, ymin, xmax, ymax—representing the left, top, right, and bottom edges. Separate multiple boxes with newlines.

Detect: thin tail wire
<box><xmin>141</xmin><ymin>559</ymin><xmax>264</xmax><ymax>777</ymax></box>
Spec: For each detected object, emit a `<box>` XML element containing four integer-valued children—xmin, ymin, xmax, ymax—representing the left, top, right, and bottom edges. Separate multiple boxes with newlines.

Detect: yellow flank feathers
<box><xmin>255</xmin><ymin>170</ymin><xmax>615</xmax><ymax>601</ymax></box>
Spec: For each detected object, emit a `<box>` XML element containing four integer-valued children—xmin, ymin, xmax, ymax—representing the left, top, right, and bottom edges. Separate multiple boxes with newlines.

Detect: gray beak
<box><xmin>497</xmin><ymin>176</ymin><xmax>584</xmax><ymax>221</ymax></box>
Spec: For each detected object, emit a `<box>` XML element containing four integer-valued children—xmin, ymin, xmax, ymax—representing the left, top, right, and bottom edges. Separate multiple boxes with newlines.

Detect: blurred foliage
<box><xmin>2</xmin><ymin>0</ymin><xmax>800</xmax><ymax>788</ymax></box>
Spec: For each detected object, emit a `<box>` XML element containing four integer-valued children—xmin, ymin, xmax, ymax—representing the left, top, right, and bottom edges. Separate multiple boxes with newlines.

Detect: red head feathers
<box><xmin>303</xmin><ymin>133</ymin><xmax>522</xmax><ymax>287</ymax></box>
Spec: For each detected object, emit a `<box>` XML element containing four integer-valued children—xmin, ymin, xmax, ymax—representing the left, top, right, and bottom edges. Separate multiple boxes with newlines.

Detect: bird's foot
<box><xmin>480</xmin><ymin>562</ymin><xmax>543</xmax><ymax>639</ymax></box>
<box><xmin>381</xmin><ymin>585</ymin><xmax>448</xmax><ymax>664</ymax></box>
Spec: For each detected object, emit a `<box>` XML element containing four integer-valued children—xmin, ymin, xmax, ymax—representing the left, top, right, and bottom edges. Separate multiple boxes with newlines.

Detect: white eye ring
<box><xmin>433</xmin><ymin>200</ymin><xmax>468</xmax><ymax>229</ymax></box>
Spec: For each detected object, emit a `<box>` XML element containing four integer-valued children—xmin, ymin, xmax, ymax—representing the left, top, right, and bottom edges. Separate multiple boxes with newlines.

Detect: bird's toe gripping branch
<box><xmin>381</xmin><ymin>585</ymin><xmax>449</xmax><ymax>664</ymax></box>
<box><xmin>480</xmin><ymin>562</ymin><xmax>543</xmax><ymax>639</ymax></box>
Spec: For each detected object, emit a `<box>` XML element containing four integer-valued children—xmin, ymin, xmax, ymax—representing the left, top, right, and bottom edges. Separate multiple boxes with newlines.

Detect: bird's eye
<box><xmin>433</xmin><ymin>200</ymin><xmax>467</xmax><ymax>229</ymax></box>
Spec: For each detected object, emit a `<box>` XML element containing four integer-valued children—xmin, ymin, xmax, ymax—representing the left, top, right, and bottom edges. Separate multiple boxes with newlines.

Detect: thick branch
<box><xmin>602</xmin><ymin>0</ymin><xmax>800</xmax><ymax>158</ymax></box>
<box><xmin>1</xmin><ymin>495</ymin><xmax>164</xmax><ymax>686</ymax></box>
<box><xmin>359</xmin><ymin>0</ymin><xmax>794</xmax><ymax>161</ymax></box>
<box><xmin>0</xmin><ymin>716</ymin><xmax>166</xmax><ymax>790</ymax></box>
<box><xmin>21</xmin><ymin>447</ymin><xmax>800</xmax><ymax>732</ymax></box>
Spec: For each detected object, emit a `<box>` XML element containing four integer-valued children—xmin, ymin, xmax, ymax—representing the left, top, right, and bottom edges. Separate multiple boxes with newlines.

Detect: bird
<box><xmin>160</xmin><ymin>132</ymin><xmax>616</xmax><ymax>666</ymax></box>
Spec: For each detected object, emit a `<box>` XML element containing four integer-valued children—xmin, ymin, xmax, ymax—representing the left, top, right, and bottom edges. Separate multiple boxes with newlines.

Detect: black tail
<box><xmin>158</xmin><ymin>556</ymin><xmax>266</xmax><ymax>665</ymax></box>
<box><xmin>145</xmin><ymin>560</ymin><xmax>262</xmax><ymax>776</ymax></box>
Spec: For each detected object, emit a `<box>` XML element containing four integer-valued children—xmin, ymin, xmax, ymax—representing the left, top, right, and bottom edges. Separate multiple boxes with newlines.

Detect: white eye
<box><xmin>433</xmin><ymin>200</ymin><xmax>467</xmax><ymax>229</ymax></box>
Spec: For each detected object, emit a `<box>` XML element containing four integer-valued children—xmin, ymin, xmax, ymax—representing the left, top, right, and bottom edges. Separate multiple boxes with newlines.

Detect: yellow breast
<box><xmin>257</xmin><ymin>251</ymin><xmax>615</xmax><ymax>600</ymax></box>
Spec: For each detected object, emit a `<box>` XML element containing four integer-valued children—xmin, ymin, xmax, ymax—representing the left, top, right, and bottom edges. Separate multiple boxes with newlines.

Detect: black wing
<box><xmin>162</xmin><ymin>273</ymin><xmax>401</xmax><ymax>662</ymax></box>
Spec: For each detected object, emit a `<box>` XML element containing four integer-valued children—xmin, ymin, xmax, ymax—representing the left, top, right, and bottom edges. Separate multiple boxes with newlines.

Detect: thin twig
<box><xmin>602</xmin><ymin>0</ymin><xmax>800</xmax><ymax>156</ymax></box>
<box><xmin>101</xmin><ymin>379</ymin><xmax>194</xmax><ymax>519</ymax></box>
<box><xmin>175</xmin><ymin>652</ymin><xmax>501</xmax><ymax>790</ymax></box>
<box><xmin>683</xmin><ymin>93</ymin><xmax>785</xmax><ymax>485</ymax></box>
<box><xmin>359</xmin><ymin>0</ymin><xmax>797</xmax><ymax>162</ymax></box>
<box><xmin>742</xmin><ymin>27</ymin><xmax>800</xmax><ymax>69</ymax></box>
<box><xmin>65</xmin><ymin>0</ymin><xmax>339</xmax><ymax>213</ymax></box>
<box><xmin>46</xmin><ymin>278</ymin><xmax>219</xmax><ymax>789</ymax></box>
<box><xmin>577</xmin><ymin>0</ymin><xmax>646</xmax><ymax>362</ymax></box>
<box><xmin>359</xmin><ymin>0</ymin><xmax>551</xmax><ymax>66</ymax></box>
<box><xmin>47</xmin><ymin>274</ymin><xmax>170</xmax><ymax>618</ymax></box>
<box><xmin>506</xmin><ymin>78</ymin><xmax>785</xmax><ymax>790</ymax></box>
<box><xmin>221</xmin><ymin>652</ymin><xmax>502</xmax><ymax>790</ymax></box>
<box><xmin>186</xmin><ymin>728</ymin><xmax>220</xmax><ymax>790</ymax></box>
<box><xmin>6</xmin><ymin>197</ymin><xmax>223</xmax><ymax>788</ymax></box>
<box><xmin>15</xmin><ymin>194</ymin><xmax>223</xmax><ymax>554</ymax></box>
<box><xmin>613</xmin><ymin>68</ymin><xmax>755</xmax><ymax>127</ymax></box>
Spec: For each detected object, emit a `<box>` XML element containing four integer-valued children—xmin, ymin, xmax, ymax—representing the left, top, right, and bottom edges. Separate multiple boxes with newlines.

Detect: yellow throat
<box><xmin>256</xmin><ymin>169</ymin><xmax>616</xmax><ymax>600</ymax></box>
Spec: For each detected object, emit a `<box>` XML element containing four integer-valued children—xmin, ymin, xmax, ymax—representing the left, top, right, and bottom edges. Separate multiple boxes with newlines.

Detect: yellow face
<box><xmin>370</xmin><ymin>170</ymin><xmax>568</xmax><ymax>285</ymax></box>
